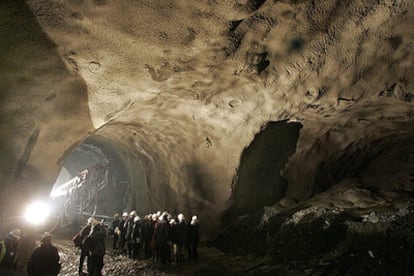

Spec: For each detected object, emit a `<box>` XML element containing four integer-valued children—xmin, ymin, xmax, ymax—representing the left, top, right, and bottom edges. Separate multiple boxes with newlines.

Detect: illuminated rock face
<box><xmin>1</xmin><ymin>1</ymin><xmax>414</xmax><ymax>233</ymax></box>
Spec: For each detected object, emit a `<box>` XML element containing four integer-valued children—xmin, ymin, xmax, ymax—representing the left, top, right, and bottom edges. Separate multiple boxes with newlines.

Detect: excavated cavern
<box><xmin>1</xmin><ymin>0</ymin><xmax>414</xmax><ymax>274</ymax></box>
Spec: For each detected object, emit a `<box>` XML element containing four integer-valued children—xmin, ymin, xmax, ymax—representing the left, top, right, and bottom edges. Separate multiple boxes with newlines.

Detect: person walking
<box><xmin>15</xmin><ymin>228</ymin><xmax>36</xmax><ymax>276</ymax></box>
<box><xmin>125</xmin><ymin>211</ymin><xmax>137</xmax><ymax>258</ymax></box>
<box><xmin>175</xmin><ymin>214</ymin><xmax>188</xmax><ymax>264</ymax></box>
<box><xmin>168</xmin><ymin>219</ymin><xmax>178</xmax><ymax>265</ymax></box>
<box><xmin>88</xmin><ymin>221</ymin><xmax>106</xmax><ymax>276</ymax></box>
<box><xmin>110</xmin><ymin>213</ymin><xmax>121</xmax><ymax>250</ymax></box>
<box><xmin>27</xmin><ymin>232</ymin><xmax>61</xmax><ymax>276</ymax></box>
<box><xmin>0</xmin><ymin>229</ymin><xmax>21</xmax><ymax>276</ymax></box>
<box><xmin>154</xmin><ymin>214</ymin><xmax>169</xmax><ymax>265</ymax></box>
<box><xmin>78</xmin><ymin>217</ymin><xmax>94</xmax><ymax>275</ymax></box>
<box><xmin>118</xmin><ymin>212</ymin><xmax>129</xmax><ymax>254</ymax></box>
<box><xmin>187</xmin><ymin>215</ymin><xmax>200</xmax><ymax>261</ymax></box>
<box><xmin>142</xmin><ymin>215</ymin><xmax>154</xmax><ymax>259</ymax></box>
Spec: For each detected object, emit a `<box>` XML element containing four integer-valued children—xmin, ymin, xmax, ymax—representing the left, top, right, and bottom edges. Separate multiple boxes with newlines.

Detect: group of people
<box><xmin>0</xmin><ymin>229</ymin><xmax>61</xmax><ymax>276</ymax></box>
<box><xmin>111</xmin><ymin>211</ymin><xmax>200</xmax><ymax>264</ymax></box>
<box><xmin>0</xmin><ymin>210</ymin><xmax>200</xmax><ymax>276</ymax></box>
<box><xmin>75</xmin><ymin>217</ymin><xmax>107</xmax><ymax>276</ymax></box>
<box><xmin>75</xmin><ymin>210</ymin><xmax>200</xmax><ymax>275</ymax></box>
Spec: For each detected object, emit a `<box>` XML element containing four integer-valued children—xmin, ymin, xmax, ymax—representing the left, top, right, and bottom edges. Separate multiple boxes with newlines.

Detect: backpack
<box><xmin>81</xmin><ymin>235</ymin><xmax>94</xmax><ymax>252</ymax></box>
<box><xmin>72</xmin><ymin>232</ymin><xmax>82</xmax><ymax>248</ymax></box>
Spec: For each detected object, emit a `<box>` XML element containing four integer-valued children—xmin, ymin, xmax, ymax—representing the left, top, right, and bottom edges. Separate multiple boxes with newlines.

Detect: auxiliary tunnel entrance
<box><xmin>228</xmin><ymin>120</ymin><xmax>302</xmax><ymax>216</ymax></box>
<box><xmin>50</xmin><ymin>136</ymin><xmax>131</xmax><ymax>227</ymax></box>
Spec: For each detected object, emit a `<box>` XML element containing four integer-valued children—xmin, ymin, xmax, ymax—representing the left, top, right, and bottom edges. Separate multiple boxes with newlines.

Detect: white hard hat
<box><xmin>10</xmin><ymin>229</ymin><xmax>21</xmax><ymax>239</ymax></box>
<box><xmin>190</xmin><ymin>215</ymin><xmax>198</xmax><ymax>225</ymax></box>
<box><xmin>42</xmin><ymin>232</ymin><xmax>52</xmax><ymax>240</ymax></box>
<box><xmin>177</xmin><ymin>213</ymin><xmax>185</xmax><ymax>221</ymax></box>
<box><xmin>92</xmin><ymin>219</ymin><xmax>101</xmax><ymax>227</ymax></box>
<box><xmin>122</xmin><ymin>212</ymin><xmax>128</xmax><ymax>217</ymax></box>
<box><xmin>134</xmin><ymin>216</ymin><xmax>140</xmax><ymax>222</ymax></box>
<box><xmin>130</xmin><ymin>210</ymin><xmax>137</xmax><ymax>216</ymax></box>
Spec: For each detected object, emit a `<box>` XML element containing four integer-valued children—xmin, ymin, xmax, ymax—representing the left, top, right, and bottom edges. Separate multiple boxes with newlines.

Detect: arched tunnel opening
<box><xmin>50</xmin><ymin>136</ymin><xmax>130</xmax><ymax>229</ymax></box>
<box><xmin>47</xmin><ymin>119</ymin><xmax>224</xmax><ymax>236</ymax></box>
<box><xmin>1</xmin><ymin>0</ymin><xmax>414</xmax><ymax>274</ymax></box>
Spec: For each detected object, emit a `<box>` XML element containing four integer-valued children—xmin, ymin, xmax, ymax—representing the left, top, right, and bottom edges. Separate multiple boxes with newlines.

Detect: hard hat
<box><xmin>9</xmin><ymin>229</ymin><xmax>21</xmax><ymax>239</ymax></box>
<box><xmin>130</xmin><ymin>210</ymin><xmax>137</xmax><ymax>216</ymax></box>
<box><xmin>134</xmin><ymin>216</ymin><xmax>140</xmax><ymax>222</ymax></box>
<box><xmin>42</xmin><ymin>232</ymin><xmax>52</xmax><ymax>239</ymax></box>
<box><xmin>122</xmin><ymin>212</ymin><xmax>128</xmax><ymax>217</ymax></box>
<box><xmin>177</xmin><ymin>213</ymin><xmax>185</xmax><ymax>221</ymax></box>
<box><xmin>92</xmin><ymin>218</ymin><xmax>100</xmax><ymax>226</ymax></box>
<box><xmin>41</xmin><ymin>232</ymin><xmax>52</xmax><ymax>243</ymax></box>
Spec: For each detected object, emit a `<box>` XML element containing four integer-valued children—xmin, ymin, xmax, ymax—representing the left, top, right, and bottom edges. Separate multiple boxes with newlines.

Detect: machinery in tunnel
<box><xmin>49</xmin><ymin>138</ymin><xmax>129</xmax><ymax>230</ymax></box>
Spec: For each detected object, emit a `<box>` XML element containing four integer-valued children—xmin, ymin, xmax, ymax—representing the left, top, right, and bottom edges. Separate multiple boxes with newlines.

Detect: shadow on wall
<box><xmin>0</xmin><ymin>0</ymin><xmax>93</xmax><ymax>219</ymax></box>
<box><xmin>226</xmin><ymin>120</ymin><xmax>302</xmax><ymax>217</ymax></box>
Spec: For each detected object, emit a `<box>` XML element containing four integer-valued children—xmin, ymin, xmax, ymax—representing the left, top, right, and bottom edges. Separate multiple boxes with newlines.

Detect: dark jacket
<box><xmin>187</xmin><ymin>223</ymin><xmax>200</xmax><ymax>245</ymax></box>
<box><xmin>142</xmin><ymin>219</ymin><xmax>154</xmax><ymax>242</ymax></box>
<box><xmin>110</xmin><ymin>218</ymin><xmax>121</xmax><ymax>235</ymax></box>
<box><xmin>175</xmin><ymin>221</ymin><xmax>188</xmax><ymax>246</ymax></box>
<box><xmin>27</xmin><ymin>243</ymin><xmax>60</xmax><ymax>276</ymax></box>
<box><xmin>155</xmin><ymin>220</ymin><xmax>169</xmax><ymax>244</ymax></box>
<box><xmin>132</xmin><ymin>221</ymin><xmax>142</xmax><ymax>243</ymax></box>
<box><xmin>91</xmin><ymin>225</ymin><xmax>106</xmax><ymax>256</ymax></box>
<box><xmin>0</xmin><ymin>234</ymin><xmax>19</xmax><ymax>269</ymax></box>
<box><xmin>125</xmin><ymin>218</ymin><xmax>134</xmax><ymax>242</ymax></box>
<box><xmin>79</xmin><ymin>224</ymin><xmax>92</xmax><ymax>251</ymax></box>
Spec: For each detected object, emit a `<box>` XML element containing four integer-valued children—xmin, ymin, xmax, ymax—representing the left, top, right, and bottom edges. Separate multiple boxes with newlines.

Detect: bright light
<box><xmin>24</xmin><ymin>201</ymin><xmax>51</xmax><ymax>225</ymax></box>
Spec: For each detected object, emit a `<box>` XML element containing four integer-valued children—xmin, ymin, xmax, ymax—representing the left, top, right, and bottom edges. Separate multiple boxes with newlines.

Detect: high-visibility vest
<box><xmin>0</xmin><ymin>240</ymin><xmax>6</xmax><ymax>265</ymax></box>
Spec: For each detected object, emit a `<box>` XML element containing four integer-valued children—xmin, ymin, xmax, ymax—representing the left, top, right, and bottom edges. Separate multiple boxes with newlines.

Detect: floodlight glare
<box><xmin>24</xmin><ymin>201</ymin><xmax>51</xmax><ymax>225</ymax></box>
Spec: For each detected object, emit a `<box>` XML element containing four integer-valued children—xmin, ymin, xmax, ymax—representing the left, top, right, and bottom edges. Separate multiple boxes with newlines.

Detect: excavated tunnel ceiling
<box><xmin>1</xmin><ymin>0</ymin><xmax>414</xmax><ymax>229</ymax></box>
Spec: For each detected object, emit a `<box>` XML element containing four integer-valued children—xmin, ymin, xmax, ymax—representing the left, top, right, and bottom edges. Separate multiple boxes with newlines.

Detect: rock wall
<box><xmin>0</xmin><ymin>0</ymin><xmax>413</xmax><ymax>235</ymax></box>
<box><xmin>0</xmin><ymin>1</ymin><xmax>93</xmax><ymax>217</ymax></box>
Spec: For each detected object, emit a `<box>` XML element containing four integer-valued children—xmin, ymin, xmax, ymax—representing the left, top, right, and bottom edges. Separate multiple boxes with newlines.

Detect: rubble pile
<box><xmin>215</xmin><ymin>204</ymin><xmax>414</xmax><ymax>275</ymax></box>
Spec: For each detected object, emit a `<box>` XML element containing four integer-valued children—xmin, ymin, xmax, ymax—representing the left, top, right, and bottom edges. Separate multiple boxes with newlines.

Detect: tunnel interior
<box><xmin>1</xmin><ymin>0</ymin><xmax>414</xmax><ymax>274</ymax></box>
<box><xmin>50</xmin><ymin>136</ymin><xmax>131</xmax><ymax>226</ymax></box>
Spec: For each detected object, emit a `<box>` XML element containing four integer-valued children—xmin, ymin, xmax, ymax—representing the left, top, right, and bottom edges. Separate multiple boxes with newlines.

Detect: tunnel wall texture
<box><xmin>91</xmin><ymin>110</ymin><xmax>252</xmax><ymax>233</ymax></box>
<box><xmin>0</xmin><ymin>0</ymin><xmax>413</xmax><ymax>236</ymax></box>
<box><xmin>0</xmin><ymin>0</ymin><xmax>93</xmax><ymax>217</ymax></box>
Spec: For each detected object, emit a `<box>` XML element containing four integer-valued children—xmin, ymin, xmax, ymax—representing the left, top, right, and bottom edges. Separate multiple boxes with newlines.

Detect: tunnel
<box><xmin>1</xmin><ymin>0</ymin><xmax>414</xmax><ymax>275</ymax></box>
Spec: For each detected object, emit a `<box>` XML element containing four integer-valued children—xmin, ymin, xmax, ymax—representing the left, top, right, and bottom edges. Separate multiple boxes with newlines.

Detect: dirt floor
<box><xmin>55</xmin><ymin>238</ymin><xmax>233</xmax><ymax>276</ymax></box>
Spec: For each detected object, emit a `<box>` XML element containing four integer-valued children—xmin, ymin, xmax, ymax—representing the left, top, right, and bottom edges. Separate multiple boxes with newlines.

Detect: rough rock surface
<box><xmin>1</xmin><ymin>0</ymin><xmax>414</xmax><ymax>238</ymax></box>
<box><xmin>216</xmin><ymin>203</ymin><xmax>414</xmax><ymax>275</ymax></box>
